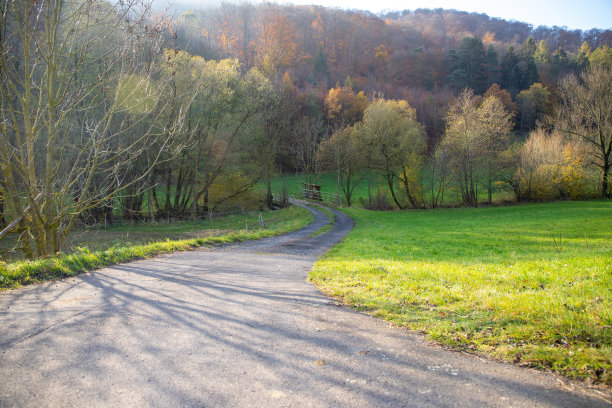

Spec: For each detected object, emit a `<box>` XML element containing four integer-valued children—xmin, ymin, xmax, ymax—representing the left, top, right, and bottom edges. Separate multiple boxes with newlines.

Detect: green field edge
<box><xmin>0</xmin><ymin>206</ymin><xmax>313</xmax><ymax>290</ymax></box>
<box><xmin>308</xmin><ymin>201</ymin><xmax>612</xmax><ymax>386</ymax></box>
<box><xmin>309</xmin><ymin>204</ymin><xmax>336</xmax><ymax>237</ymax></box>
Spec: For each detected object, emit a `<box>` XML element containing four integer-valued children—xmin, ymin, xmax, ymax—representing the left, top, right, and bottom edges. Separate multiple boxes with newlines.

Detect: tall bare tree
<box><xmin>556</xmin><ymin>66</ymin><xmax>612</xmax><ymax>197</ymax></box>
<box><xmin>442</xmin><ymin>90</ymin><xmax>512</xmax><ymax>206</ymax></box>
<box><xmin>0</xmin><ymin>0</ymin><xmax>181</xmax><ymax>258</ymax></box>
<box><xmin>316</xmin><ymin>124</ymin><xmax>364</xmax><ymax>207</ymax></box>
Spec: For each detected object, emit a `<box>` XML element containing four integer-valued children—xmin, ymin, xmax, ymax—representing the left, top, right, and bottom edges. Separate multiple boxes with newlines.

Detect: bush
<box><xmin>209</xmin><ymin>173</ymin><xmax>261</xmax><ymax>212</ymax></box>
<box><xmin>360</xmin><ymin>190</ymin><xmax>393</xmax><ymax>211</ymax></box>
<box><xmin>509</xmin><ymin>130</ymin><xmax>598</xmax><ymax>201</ymax></box>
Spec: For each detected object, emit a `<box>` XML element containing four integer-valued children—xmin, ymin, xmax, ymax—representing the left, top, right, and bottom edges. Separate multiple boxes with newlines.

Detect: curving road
<box><xmin>0</xmin><ymin>204</ymin><xmax>609</xmax><ymax>407</ymax></box>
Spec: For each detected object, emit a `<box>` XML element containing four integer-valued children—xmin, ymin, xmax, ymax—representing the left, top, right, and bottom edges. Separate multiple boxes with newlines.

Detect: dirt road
<box><xmin>0</xmin><ymin>204</ymin><xmax>608</xmax><ymax>407</ymax></box>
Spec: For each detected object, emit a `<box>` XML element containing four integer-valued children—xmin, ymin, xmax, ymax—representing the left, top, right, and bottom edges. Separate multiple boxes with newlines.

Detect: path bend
<box><xmin>0</xmin><ymin>204</ymin><xmax>608</xmax><ymax>407</ymax></box>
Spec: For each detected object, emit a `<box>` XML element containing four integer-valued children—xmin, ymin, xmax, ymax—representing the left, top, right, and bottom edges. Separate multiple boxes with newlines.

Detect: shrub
<box><xmin>209</xmin><ymin>173</ymin><xmax>261</xmax><ymax>212</ymax></box>
<box><xmin>509</xmin><ymin>130</ymin><xmax>597</xmax><ymax>201</ymax></box>
<box><xmin>360</xmin><ymin>189</ymin><xmax>393</xmax><ymax>211</ymax></box>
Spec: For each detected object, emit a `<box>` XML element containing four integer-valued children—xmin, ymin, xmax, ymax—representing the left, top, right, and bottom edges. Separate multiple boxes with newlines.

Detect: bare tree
<box><xmin>556</xmin><ymin>66</ymin><xmax>612</xmax><ymax>197</ymax></box>
<box><xmin>0</xmin><ymin>0</ymin><xmax>183</xmax><ymax>258</ymax></box>
<box><xmin>256</xmin><ymin>79</ymin><xmax>297</xmax><ymax>208</ymax></box>
<box><xmin>293</xmin><ymin>115</ymin><xmax>324</xmax><ymax>182</ymax></box>
<box><xmin>442</xmin><ymin>90</ymin><xmax>512</xmax><ymax>206</ymax></box>
<box><xmin>316</xmin><ymin>124</ymin><xmax>364</xmax><ymax>207</ymax></box>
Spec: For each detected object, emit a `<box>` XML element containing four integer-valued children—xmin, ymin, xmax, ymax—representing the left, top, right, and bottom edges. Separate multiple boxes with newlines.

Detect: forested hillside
<box><xmin>173</xmin><ymin>5</ymin><xmax>611</xmax><ymax>131</ymax></box>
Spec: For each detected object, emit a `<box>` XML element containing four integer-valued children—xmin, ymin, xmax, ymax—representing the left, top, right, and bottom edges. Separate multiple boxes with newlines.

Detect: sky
<box><xmin>163</xmin><ymin>0</ymin><xmax>612</xmax><ymax>30</ymax></box>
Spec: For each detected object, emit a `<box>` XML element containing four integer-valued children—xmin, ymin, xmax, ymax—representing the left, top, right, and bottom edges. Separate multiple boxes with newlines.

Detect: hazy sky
<box><xmin>166</xmin><ymin>0</ymin><xmax>612</xmax><ymax>30</ymax></box>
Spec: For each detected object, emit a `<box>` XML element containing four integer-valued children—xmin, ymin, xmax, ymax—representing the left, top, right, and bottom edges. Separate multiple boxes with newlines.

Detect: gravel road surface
<box><xmin>0</xmin><ymin>204</ymin><xmax>609</xmax><ymax>407</ymax></box>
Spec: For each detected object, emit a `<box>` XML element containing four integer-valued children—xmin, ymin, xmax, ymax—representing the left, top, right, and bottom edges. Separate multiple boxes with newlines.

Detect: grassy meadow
<box><xmin>310</xmin><ymin>200</ymin><xmax>612</xmax><ymax>384</ymax></box>
<box><xmin>0</xmin><ymin>206</ymin><xmax>312</xmax><ymax>289</ymax></box>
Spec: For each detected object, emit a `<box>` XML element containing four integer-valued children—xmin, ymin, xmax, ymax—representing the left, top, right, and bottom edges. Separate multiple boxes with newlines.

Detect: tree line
<box><xmin>0</xmin><ymin>0</ymin><xmax>296</xmax><ymax>258</ymax></box>
<box><xmin>318</xmin><ymin>67</ymin><xmax>610</xmax><ymax>211</ymax></box>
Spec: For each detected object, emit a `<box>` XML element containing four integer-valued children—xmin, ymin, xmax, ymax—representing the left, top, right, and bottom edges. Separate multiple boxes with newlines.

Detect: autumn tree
<box><xmin>574</xmin><ymin>41</ymin><xmax>592</xmax><ymax>70</ymax></box>
<box><xmin>556</xmin><ymin>66</ymin><xmax>612</xmax><ymax>197</ymax></box>
<box><xmin>257</xmin><ymin>9</ymin><xmax>297</xmax><ymax>76</ymax></box>
<box><xmin>507</xmin><ymin>130</ymin><xmax>589</xmax><ymax>201</ymax></box>
<box><xmin>324</xmin><ymin>86</ymin><xmax>367</xmax><ymax>130</ymax></box>
<box><xmin>516</xmin><ymin>83</ymin><xmax>553</xmax><ymax>130</ymax></box>
<box><xmin>316</xmin><ymin>125</ymin><xmax>364</xmax><ymax>207</ymax></box>
<box><xmin>217</xmin><ymin>3</ymin><xmax>256</xmax><ymax>69</ymax></box>
<box><xmin>155</xmin><ymin>50</ymin><xmax>269</xmax><ymax>216</ymax></box>
<box><xmin>534</xmin><ymin>40</ymin><xmax>551</xmax><ymax>64</ymax></box>
<box><xmin>589</xmin><ymin>45</ymin><xmax>612</xmax><ymax>69</ymax></box>
<box><xmin>484</xmin><ymin>84</ymin><xmax>517</xmax><ymax>116</ymax></box>
<box><xmin>361</xmin><ymin>99</ymin><xmax>427</xmax><ymax>209</ymax></box>
<box><xmin>442</xmin><ymin>90</ymin><xmax>513</xmax><ymax>206</ymax></box>
<box><xmin>478</xmin><ymin>96</ymin><xmax>514</xmax><ymax>203</ymax></box>
<box><xmin>255</xmin><ymin>77</ymin><xmax>298</xmax><ymax>208</ymax></box>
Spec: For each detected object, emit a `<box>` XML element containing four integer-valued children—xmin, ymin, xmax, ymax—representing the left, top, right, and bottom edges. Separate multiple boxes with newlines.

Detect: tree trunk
<box><xmin>386</xmin><ymin>174</ymin><xmax>404</xmax><ymax>209</ymax></box>
<box><xmin>368</xmin><ymin>168</ymin><xmax>373</xmax><ymax>206</ymax></box>
<box><xmin>341</xmin><ymin>173</ymin><xmax>352</xmax><ymax>207</ymax></box>
<box><xmin>148</xmin><ymin>185</ymin><xmax>155</xmax><ymax>223</ymax></box>
<box><xmin>0</xmin><ymin>201</ymin><xmax>5</xmax><ymax>229</ymax></box>
<box><xmin>602</xmin><ymin>157</ymin><xmax>610</xmax><ymax>198</ymax></box>
<box><xmin>401</xmin><ymin>168</ymin><xmax>419</xmax><ymax>209</ymax></box>
<box><xmin>487</xmin><ymin>163</ymin><xmax>493</xmax><ymax>204</ymax></box>
<box><xmin>266</xmin><ymin>180</ymin><xmax>273</xmax><ymax>209</ymax></box>
<box><xmin>18</xmin><ymin>219</ymin><xmax>33</xmax><ymax>260</ymax></box>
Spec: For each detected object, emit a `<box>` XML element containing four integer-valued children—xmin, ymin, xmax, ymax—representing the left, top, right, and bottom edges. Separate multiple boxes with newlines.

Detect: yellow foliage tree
<box><xmin>208</xmin><ymin>173</ymin><xmax>260</xmax><ymax>211</ymax></box>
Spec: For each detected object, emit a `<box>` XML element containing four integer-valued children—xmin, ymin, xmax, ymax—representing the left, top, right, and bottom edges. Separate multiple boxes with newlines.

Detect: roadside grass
<box><xmin>0</xmin><ymin>206</ymin><xmax>312</xmax><ymax>289</ymax></box>
<box><xmin>309</xmin><ymin>200</ymin><xmax>612</xmax><ymax>384</ymax></box>
<box><xmin>0</xmin><ymin>207</ymin><xmax>305</xmax><ymax>261</ymax></box>
<box><xmin>310</xmin><ymin>205</ymin><xmax>335</xmax><ymax>236</ymax></box>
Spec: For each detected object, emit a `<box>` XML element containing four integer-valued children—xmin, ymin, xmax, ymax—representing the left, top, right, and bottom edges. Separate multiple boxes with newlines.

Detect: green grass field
<box><xmin>0</xmin><ymin>206</ymin><xmax>312</xmax><ymax>289</ymax></box>
<box><xmin>309</xmin><ymin>200</ymin><xmax>612</xmax><ymax>384</ymax></box>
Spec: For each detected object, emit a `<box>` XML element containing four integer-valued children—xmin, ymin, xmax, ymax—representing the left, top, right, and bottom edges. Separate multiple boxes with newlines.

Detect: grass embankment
<box><xmin>311</xmin><ymin>205</ymin><xmax>335</xmax><ymax>236</ymax></box>
<box><xmin>310</xmin><ymin>201</ymin><xmax>612</xmax><ymax>384</ymax></box>
<box><xmin>0</xmin><ymin>206</ymin><xmax>312</xmax><ymax>289</ymax></box>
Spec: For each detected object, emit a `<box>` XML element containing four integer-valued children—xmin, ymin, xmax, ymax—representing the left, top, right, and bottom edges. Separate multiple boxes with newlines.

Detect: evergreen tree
<box><xmin>484</xmin><ymin>45</ymin><xmax>499</xmax><ymax>86</ymax></box>
<box><xmin>500</xmin><ymin>46</ymin><xmax>521</xmax><ymax>95</ymax></box>
<box><xmin>446</xmin><ymin>37</ymin><xmax>488</xmax><ymax>93</ymax></box>
<box><xmin>344</xmin><ymin>74</ymin><xmax>353</xmax><ymax>89</ymax></box>
<box><xmin>314</xmin><ymin>46</ymin><xmax>329</xmax><ymax>81</ymax></box>
<box><xmin>520</xmin><ymin>38</ymin><xmax>539</xmax><ymax>90</ymax></box>
<box><xmin>551</xmin><ymin>47</ymin><xmax>570</xmax><ymax>76</ymax></box>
